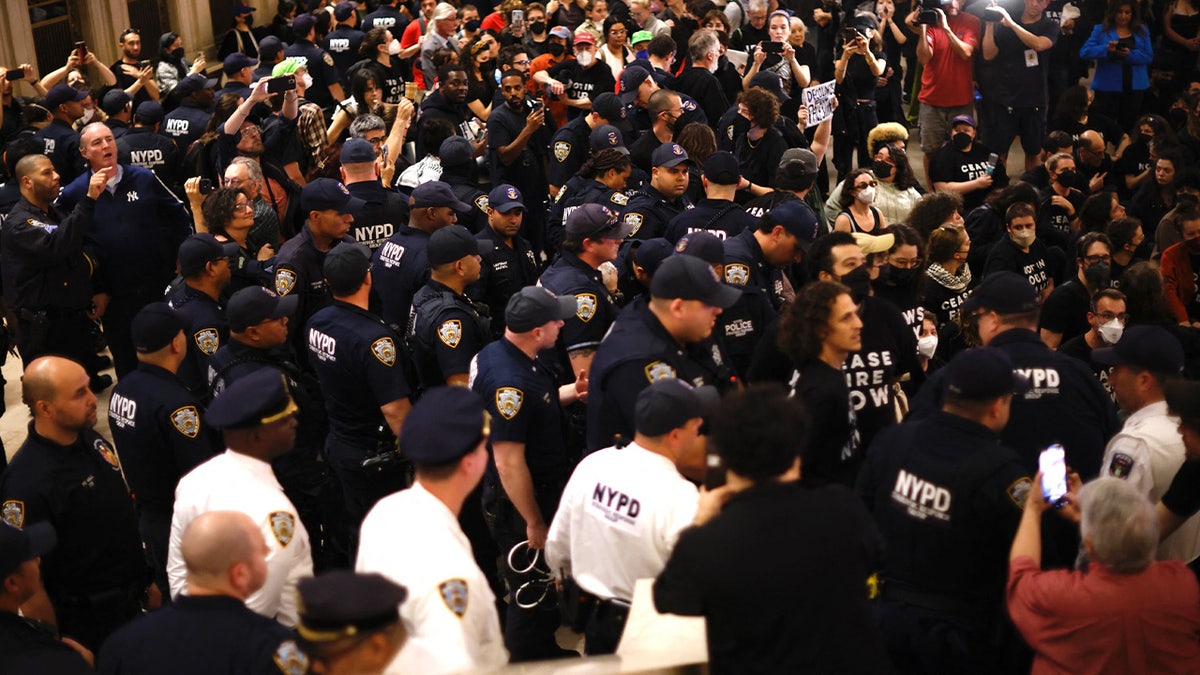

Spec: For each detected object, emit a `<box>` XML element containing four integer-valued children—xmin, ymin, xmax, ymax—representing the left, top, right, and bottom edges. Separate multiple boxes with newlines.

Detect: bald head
<box><xmin>22</xmin><ymin>356</ymin><xmax>82</xmax><ymax>417</ymax></box>
<box><xmin>181</xmin><ymin>511</ymin><xmax>266</xmax><ymax>595</ymax></box>
<box><xmin>14</xmin><ymin>153</ymin><xmax>50</xmax><ymax>181</ymax></box>
<box><xmin>1079</xmin><ymin>130</ymin><xmax>1105</xmax><ymax>153</ymax></box>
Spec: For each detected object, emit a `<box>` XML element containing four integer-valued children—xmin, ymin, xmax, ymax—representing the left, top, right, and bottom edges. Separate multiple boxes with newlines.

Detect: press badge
<box><xmin>1024</xmin><ymin>49</ymin><xmax>1038</xmax><ymax>67</ymax></box>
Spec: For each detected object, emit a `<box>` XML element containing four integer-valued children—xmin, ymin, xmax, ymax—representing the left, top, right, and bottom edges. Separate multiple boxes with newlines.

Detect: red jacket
<box><xmin>1160</xmin><ymin>241</ymin><xmax>1196</xmax><ymax>323</ymax></box>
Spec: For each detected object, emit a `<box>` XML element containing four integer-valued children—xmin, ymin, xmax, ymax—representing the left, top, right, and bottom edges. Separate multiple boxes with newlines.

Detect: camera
<box><xmin>983</xmin><ymin>5</ymin><xmax>1005</xmax><ymax>22</ymax></box>
<box><xmin>266</xmin><ymin>75</ymin><xmax>296</xmax><ymax>94</ymax></box>
<box><xmin>199</xmin><ymin>178</ymin><xmax>215</xmax><ymax>194</ymax></box>
<box><xmin>915</xmin><ymin>0</ymin><xmax>941</xmax><ymax>25</ymax></box>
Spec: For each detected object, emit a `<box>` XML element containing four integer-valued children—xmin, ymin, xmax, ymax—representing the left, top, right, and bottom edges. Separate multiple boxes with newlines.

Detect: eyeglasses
<box><xmin>856</xmin><ymin>180</ymin><xmax>878</xmax><ymax>189</ymax></box>
<box><xmin>239</xmin><ymin>126</ymin><xmax>262</xmax><ymax>137</ymax></box>
<box><xmin>1095</xmin><ymin>311</ymin><xmax>1128</xmax><ymax>322</ymax></box>
<box><xmin>1083</xmin><ymin>254</ymin><xmax>1112</xmax><ymax>264</ymax></box>
<box><xmin>513</xmin><ymin>58</ymin><xmax>531</xmax><ymax>66</ymax></box>
<box><xmin>609</xmin><ymin>28</ymin><xmax>628</xmax><ymax>35</ymax></box>
<box><xmin>234</xmin><ymin>201</ymin><xmax>253</xmax><ymax>212</ymax></box>
<box><xmin>224</xmin><ymin>177</ymin><xmax>244</xmax><ymax>186</ymax></box>
<box><xmin>889</xmin><ymin>256</ymin><xmax>923</xmax><ymax>268</ymax></box>
<box><xmin>365</xmin><ymin>136</ymin><xmax>386</xmax><ymax>146</ymax></box>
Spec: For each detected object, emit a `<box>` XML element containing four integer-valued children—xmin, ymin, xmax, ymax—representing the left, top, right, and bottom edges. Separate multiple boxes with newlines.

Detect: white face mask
<box><xmin>301</xmin><ymin>73</ymin><xmax>313</xmax><ymax>90</ymax></box>
<box><xmin>1098</xmin><ymin>318</ymin><xmax>1124</xmax><ymax>345</ymax></box>
<box><xmin>917</xmin><ymin>335</ymin><xmax>938</xmax><ymax>359</ymax></box>
<box><xmin>576</xmin><ymin>50</ymin><xmax>595</xmax><ymax>68</ymax></box>
<box><xmin>857</xmin><ymin>185</ymin><xmax>876</xmax><ymax>204</ymax></box>
<box><xmin>388</xmin><ymin>39</ymin><xmax>401</xmax><ymax>55</ymax></box>
<box><xmin>81</xmin><ymin>107</ymin><xmax>96</xmax><ymax>123</ymax></box>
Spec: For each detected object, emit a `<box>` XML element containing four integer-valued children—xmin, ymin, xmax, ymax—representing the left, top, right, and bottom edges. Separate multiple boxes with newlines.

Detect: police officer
<box><xmin>117</xmin><ymin>102</ymin><xmax>183</xmax><ymax>198</ymax></box>
<box><xmin>548</xmin><ymin>92</ymin><xmax>629</xmax><ymax>196</ymax></box>
<box><xmin>857</xmin><ymin>347</ymin><xmax>1033</xmax><ymax>673</ymax></box>
<box><xmin>665</xmin><ymin>151</ymin><xmax>758</xmax><ymax>243</ymax></box>
<box><xmin>470</xmin><ymin>286</ymin><xmax>585</xmax><ymax>660</ymax></box>
<box><xmin>371</xmin><ymin>181</ymin><xmax>471</xmax><ymax>333</ymax></box>
<box><xmin>307</xmin><ymin>243</ymin><xmax>412</xmax><ymax>533</ymax></box>
<box><xmin>362</xmin><ymin>0</ymin><xmax>410</xmax><ymax>34</ymax></box>
<box><xmin>100</xmin><ymin>90</ymin><xmax>132</xmax><ymax>140</ymax></box>
<box><xmin>34</xmin><ymin>84</ymin><xmax>86</xmax><ymax>184</ymax></box>
<box><xmin>0</xmin><ymin>356</ymin><xmax>148</xmax><ymax>651</ymax></box>
<box><xmin>340</xmin><ymin>138</ymin><xmax>407</xmax><ymax>251</ymax></box>
<box><xmin>409</xmin><ymin>226</ymin><xmax>491</xmax><ymax>391</ymax></box>
<box><xmin>469</xmin><ymin>184</ymin><xmax>540</xmax><ymax>339</ymax></box>
<box><xmin>168</xmin><ymin>368</ymin><xmax>313</xmax><ymax>627</ymax></box>
<box><xmin>216</xmin><ymin>53</ymin><xmax>257</xmax><ymax>102</ymax></box>
<box><xmin>0</xmin><ymin>154</ymin><xmax>109</xmax><ymax>386</ymax></box>
<box><xmin>167</xmin><ymin>234</ymin><xmax>238</xmax><ymax>394</ymax></box>
<box><xmin>286</xmin><ymin>13</ymin><xmax>346</xmax><ymax>113</ymax></box>
<box><xmin>587</xmin><ymin>254</ymin><xmax>740</xmax><ymax>452</ymax></box>
<box><xmin>724</xmin><ymin>199</ymin><xmax>814</xmax><ymax>312</ymax></box>
<box><xmin>161</xmin><ymin>74</ymin><xmax>217</xmax><ymax>153</ymax></box>
<box><xmin>620</xmin><ymin>141</ymin><xmax>694</xmax><ymax>241</ymax></box>
<box><xmin>439</xmin><ymin>136</ymin><xmax>489</xmax><ymax>234</ymax></box>
<box><xmin>274</xmin><ymin>178</ymin><xmax>361</xmax><ymax>365</ymax></box>
<box><xmin>356</xmin><ymin>387</ymin><xmax>507</xmax><ymax>675</ymax></box>
<box><xmin>108</xmin><ymin>303</ymin><xmax>222</xmax><ymax>600</ymax></box>
<box><xmin>326</xmin><ymin>2</ymin><xmax>367</xmax><ymax>80</ymax></box>
<box><xmin>99</xmin><ymin>511</ymin><xmax>307</xmax><ymax>675</ymax></box>
<box><xmin>540</xmin><ymin>204</ymin><xmax>631</xmax><ymax>377</ymax></box>
<box><xmin>546</xmin><ymin>146</ymin><xmax>630</xmax><ymax>255</ymax></box>
<box><xmin>296</xmin><ymin>571</ymin><xmax>408</xmax><ymax>675</ymax></box>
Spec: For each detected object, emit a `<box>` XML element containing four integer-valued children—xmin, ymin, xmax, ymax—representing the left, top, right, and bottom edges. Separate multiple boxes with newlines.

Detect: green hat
<box><xmin>272</xmin><ymin>58</ymin><xmax>306</xmax><ymax>77</ymax></box>
<box><xmin>631</xmin><ymin>30</ymin><xmax>653</xmax><ymax>45</ymax></box>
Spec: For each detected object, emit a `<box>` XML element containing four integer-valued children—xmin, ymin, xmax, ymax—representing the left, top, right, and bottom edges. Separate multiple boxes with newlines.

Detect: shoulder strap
<box><xmin>702</xmin><ymin>202</ymin><xmax>742</xmax><ymax>231</ymax></box>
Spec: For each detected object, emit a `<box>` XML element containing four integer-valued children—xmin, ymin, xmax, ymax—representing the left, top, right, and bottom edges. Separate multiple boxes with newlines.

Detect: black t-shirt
<box><xmin>793</xmin><ymin>359</ymin><xmax>862</xmax><ymax>488</ymax></box>
<box><xmin>1049</xmin><ymin>114</ymin><xmax>1125</xmax><ymax>148</ymax></box>
<box><xmin>1038</xmin><ymin>278</ymin><xmax>1090</xmax><ymax>342</ymax></box>
<box><xmin>840</xmin><ymin>50</ymin><xmax>886</xmax><ymax>100</ymax></box>
<box><xmin>983</xmin><ymin>237</ymin><xmax>1053</xmax><ymax>294</ymax></box>
<box><xmin>983</xmin><ymin>15</ymin><xmax>1059</xmax><ymax>107</ymax></box>
<box><xmin>1057</xmin><ymin>333</ymin><xmax>1116</xmax><ymax>403</ymax></box>
<box><xmin>548</xmin><ymin>60</ymin><xmax>617</xmax><ymax>120</ymax></box>
<box><xmin>1163</xmin><ymin>459</ymin><xmax>1200</xmax><ymax>518</ymax></box>
<box><xmin>928</xmin><ymin>142</ymin><xmax>1009</xmax><ymax>213</ymax></box>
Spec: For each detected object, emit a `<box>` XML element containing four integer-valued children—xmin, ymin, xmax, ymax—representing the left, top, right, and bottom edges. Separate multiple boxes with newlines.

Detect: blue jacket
<box><xmin>1080</xmin><ymin>25</ymin><xmax>1152</xmax><ymax>92</ymax></box>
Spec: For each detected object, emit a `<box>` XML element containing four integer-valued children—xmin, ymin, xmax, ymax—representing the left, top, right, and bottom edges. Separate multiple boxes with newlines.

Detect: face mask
<box><xmin>388</xmin><ymin>39</ymin><xmax>401</xmax><ymax>55</ymax></box>
<box><xmin>1010</xmin><ymin>229</ymin><xmax>1036</xmax><ymax>249</ymax></box>
<box><xmin>576</xmin><ymin>51</ymin><xmax>594</xmax><ymax>68</ymax></box>
<box><xmin>856</xmin><ymin>185</ymin><xmax>876</xmax><ymax>204</ymax></box>
<box><xmin>171</xmin><ymin>47</ymin><xmax>185</xmax><ymax>60</ymax></box>
<box><xmin>841</xmin><ymin>265</ymin><xmax>873</xmax><ymax>303</ymax></box>
<box><xmin>1138</xmin><ymin>132</ymin><xmax>1152</xmax><ymax>145</ymax></box>
<box><xmin>531</xmin><ymin>20</ymin><xmax>547</xmax><ymax>33</ymax></box>
<box><xmin>244</xmin><ymin>14</ymin><xmax>255</xmax><ymax>28</ymax></box>
<box><xmin>917</xmin><ymin>335</ymin><xmax>939</xmax><ymax>359</ymax></box>
<box><xmin>637</xmin><ymin>49</ymin><xmax>649</xmax><ymax>59</ymax></box>
<box><xmin>301</xmin><ymin>73</ymin><xmax>314</xmax><ymax>89</ymax></box>
<box><xmin>871</xmin><ymin>160</ymin><xmax>893</xmax><ymax>180</ymax></box>
<box><xmin>1171</xmin><ymin>108</ymin><xmax>1189</xmax><ymax>129</ymax></box>
<box><xmin>888</xmin><ymin>265</ymin><xmax>920</xmax><ymax>286</ymax></box>
<box><xmin>81</xmin><ymin>107</ymin><xmax>96</xmax><ymax>123</ymax></box>
<box><xmin>952</xmin><ymin>132</ymin><xmax>972</xmax><ymax>151</ymax></box>
<box><xmin>1057</xmin><ymin>169</ymin><xmax>1077</xmax><ymax>186</ymax></box>
<box><xmin>548</xmin><ymin>42</ymin><xmax>566</xmax><ymax>57</ymax></box>
<box><xmin>1098</xmin><ymin>318</ymin><xmax>1124</xmax><ymax>345</ymax></box>
<box><xmin>1084</xmin><ymin>261</ymin><xmax>1111</xmax><ymax>289</ymax></box>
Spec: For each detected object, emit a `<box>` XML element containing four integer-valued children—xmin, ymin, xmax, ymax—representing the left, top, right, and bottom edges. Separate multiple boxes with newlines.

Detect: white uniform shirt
<box><xmin>544</xmin><ymin>442</ymin><xmax>699</xmax><ymax>602</ymax></box>
<box><xmin>357</xmin><ymin>481</ymin><xmax>508</xmax><ymax>675</ymax></box>
<box><xmin>1101</xmin><ymin>400</ymin><xmax>1200</xmax><ymax>561</ymax></box>
<box><xmin>167</xmin><ymin>450</ymin><xmax>312</xmax><ymax>626</ymax></box>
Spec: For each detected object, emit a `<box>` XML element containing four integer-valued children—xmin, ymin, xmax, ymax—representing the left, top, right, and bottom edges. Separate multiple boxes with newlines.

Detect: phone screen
<box><xmin>1038</xmin><ymin>444</ymin><xmax>1068</xmax><ymax>505</ymax></box>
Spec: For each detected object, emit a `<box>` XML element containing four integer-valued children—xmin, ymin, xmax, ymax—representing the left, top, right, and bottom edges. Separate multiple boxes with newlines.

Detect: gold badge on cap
<box><xmin>270</xmin><ymin>511</ymin><xmax>296</xmax><ymax>547</ymax></box>
<box><xmin>170</xmin><ymin>406</ymin><xmax>201</xmax><ymax>439</ymax></box>
<box><xmin>439</xmin><ymin>579</ymin><xmax>469</xmax><ymax>618</ymax></box>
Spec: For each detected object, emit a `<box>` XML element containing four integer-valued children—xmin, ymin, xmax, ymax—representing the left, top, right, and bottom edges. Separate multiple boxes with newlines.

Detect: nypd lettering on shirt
<box><xmin>109</xmin><ymin>392</ymin><xmax>137</xmax><ymax>429</ymax></box>
<box><xmin>329</xmin><ymin>38</ymin><xmax>351</xmax><ymax>52</ymax></box>
<box><xmin>378</xmin><ymin>241</ymin><xmax>406</xmax><ymax>268</ymax></box>
<box><xmin>164</xmin><ymin>118</ymin><xmax>189</xmax><ymax>137</ymax></box>
<box><xmin>1017</xmin><ymin>367</ymin><xmax>1060</xmax><ymax>400</ymax></box>
<box><xmin>684</xmin><ymin>226</ymin><xmax>727</xmax><ymax>240</ymax></box>
<box><xmin>129</xmin><ymin>148</ymin><xmax>165</xmax><ymax>169</ymax></box>
<box><xmin>587</xmin><ymin>482</ymin><xmax>641</xmax><ymax>533</ymax></box>
<box><xmin>891</xmin><ymin>469</ymin><xmax>952</xmax><ymax>522</ymax></box>
<box><xmin>354</xmin><ymin>223</ymin><xmax>394</xmax><ymax>251</ymax></box>
<box><xmin>308</xmin><ymin>329</ymin><xmax>337</xmax><ymax>363</ymax></box>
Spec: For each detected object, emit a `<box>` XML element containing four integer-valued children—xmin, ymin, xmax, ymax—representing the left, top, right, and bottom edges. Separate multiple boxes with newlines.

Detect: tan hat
<box><xmin>851</xmin><ymin>231</ymin><xmax>895</xmax><ymax>255</ymax></box>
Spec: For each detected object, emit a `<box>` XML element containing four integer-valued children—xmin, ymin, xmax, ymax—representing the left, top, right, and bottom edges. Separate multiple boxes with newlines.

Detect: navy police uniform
<box><xmin>468</xmin><ymin>227</ymin><xmax>540</xmax><ymax>339</ymax></box>
<box><xmin>723</xmin><ymin>228</ymin><xmax>787</xmax><ymax>311</ymax></box>
<box><xmin>664</xmin><ymin>198</ymin><xmax>757</xmax><ymax>244</ymax></box>
<box><xmin>409</xmin><ymin>280</ymin><xmax>490</xmax><ymax>391</ymax></box>
<box><xmin>371</xmin><ymin>225</ymin><xmax>434</xmax><ymax>333</ymax></box>
<box><xmin>34</xmin><ymin>119</ymin><xmax>84</xmax><ymax>184</ymax></box>
<box><xmin>274</xmin><ymin>230</ymin><xmax>357</xmax><ymax>365</ymax></box>
<box><xmin>362</xmin><ymin>5</ymin><xmax>409</xmax><ymax>33</ymax></box>
<box><xmin>539</xmin><ymin>251</ymin><xmax>619</xmax><ymax>358</ymax></box>
<box><xmin>347</xmin><ymin>180</ymin><xmax>408</xmax><ymax>251</ymax></box>
<box><xmin>285</xmin><ymin>39</ymin><xmax>342</xmax><ymax>109</ymax></box>
<box><xmin>324</xmin><ymin>25</ymin><xmax>366</xmax><ymax>80</ymax></box>
<box><xmin>161</xmin><ymin>100</ymin><xmax>212</xmax><ymax>154</ymax></box>
<box><xmin>117</xmin><ymin>127</ymin><xmax>183</xmax><ymax>197</ymax></box>
<box><xmin>546</xmin><ymin>178</ymin><xmax>629</xmax><ymax>256</ymax></box>
<box><xmin>166</xmin><ymin>284</ymin><xmax>229</xmax><ymax>395</ymax></box>
<box><xmin>620</xmin><ymin>185</ymin><xmax>693</xmax><ymax>241</ymax></box>
<box><xmin>548</xmin><ymin>116</ymin><xmax>591</xmax><ymax>190</ymax></box>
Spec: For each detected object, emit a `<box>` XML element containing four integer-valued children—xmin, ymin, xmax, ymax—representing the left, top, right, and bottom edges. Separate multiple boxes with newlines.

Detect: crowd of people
<box><xmin>5</xmin><ymin>0</ymin><xmax>1200</xmax><ymax>672</ymax></box>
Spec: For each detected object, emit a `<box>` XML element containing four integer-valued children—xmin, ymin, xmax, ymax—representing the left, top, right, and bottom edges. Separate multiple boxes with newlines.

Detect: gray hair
<box><xmin>1079</xmin><ymin>477</ymin><xmax>1158</xmax><ymax>574</ymax></box>
<box><xmin>688</xmin><ymin>29</ymin><xmax>720</xmax><ymax>62</ymax></box>
<box><xmin>227</xmin><ymin>156</ymin><xmax>264</xmax><ymax>185</ymax></box>
<box><xmin>349</xmin><ymin>113</ymin><xmax>387</xmax><ymax>138</ymax></box>
<box><xmin>747</xmin><ymin>0</ymin><xmax>768</xmax><ymax>14</ymax></box>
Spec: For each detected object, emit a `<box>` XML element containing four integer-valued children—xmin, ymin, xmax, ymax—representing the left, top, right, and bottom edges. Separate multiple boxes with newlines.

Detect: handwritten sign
<box><xmin>802</xmin><ymin>81</ymin><xmax>837</xmax><ymax>128</ymax></box>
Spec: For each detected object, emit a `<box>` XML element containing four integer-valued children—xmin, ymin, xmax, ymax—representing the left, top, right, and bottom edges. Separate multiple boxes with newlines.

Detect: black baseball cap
<box><xmin>439</xmin><ymin>136</ymin><xmax>473</xmax><ymax>167</ymax></box>
<box><xmin>505</xmin><ymin>286</ymin><xmax>577</xmax><ymax>332</ymax></box>
<box><xmin>651</xmin><ymin>254</ymin><xmax>741</xmax><ymax>308</ymax></box>
<box><xmin>633</xmin><ymin>237</ymin><xmax>674</xmax><ymax>275</ymax></box>
<box><xmin>943</xmin><ymin>347</ymin><xmax>1031</xmax><ymax>400</ymax></box>
<box><xmin>178</xmin><ymin>233</ymin><xmax>240</xmax><ymax>277</ymax></box>
<box><xmin>651</xmin><ymin>142</ymin><xmax>689</xmax><ymax>168</ymax></box>
<box><xmin>223</xmin><ymin>52</ymin><xmax>258</xmax><ymax>75</ymax></box>
<box><xmin>0</xmin><ymin>522</ymin><xmax>55</xmax><ymax>578</ymax></box>
<box><xmin>764</xmin><ymin>201</ymin><xmax>820</xmax><ymax>251</ymax></box>
<box><xmin>618</xmin><ymin>65</ymin><xmax>652</xmax><ymax>104</ymax></box>
<box><xmin>298</xmin><ymin>571</ymin><xmax>407</xmax><ymax>643</ymax></box>
<box><xmin>323</xmin><ymin>242</ymin><xmax>372</xmax><ymax>295</ymax></box>
<box><xmin>228</xmin><ymin>286</ymin><xmax>299</xmax><ymax>332</ymax></box>
<box><xmin>589</xmin><ymin>124</ymin><xmax>628</xmax><ymax>155</ymax></box>
<box><xmin>293</xmin><ymin>13</ymin><xmax>318</xmax><ymax>38</ymax></box>
<box><xmin>101</xmin><ymin>89</ymin><xmax>131</xmax><ymax>115</ymax></box>
<box><xmin>333</xmin><ymin>1</ymin><xmax>357</xmax><ymax>21</ymax></box>
<box><xmin>674</xmin><ymin>231</ymin><xmax>725</xmax><ymax>265</ymax></box>
<box><xmin>409</xmin><ymin>181</ymin><xmax>471</xmax><ymax>212</ymax></box>
<box><xmin>635</xmin><ymin>379</ymin><xmax>719</xmax><ymax>436</ymax></box>
<box><xmin>340</xmin><ymin>138</ymin><xmax>376</xmax><ymax>164</ymax></box>
<box><xmin>591</xmin><ymin>92</ymin><xmax>628</xmax><ymax>128</ymax></box>
<box><xmin>45</xmin><ymin>83</ymin><xmax>89</xmax><ymax>108</ymax></box>
<box><xmin>259</xmin><ymin>36</ymin><xmax>284</xmax><ymax>61</ymax></box>
<box><xmin>487</xmin><ymin>184</ymin><xmax>524</xmax><ymax>213</ymax></box>
<box><xmin>401</xmin><ymin>386</ymin><xmax>490</xmax><ymax>465</ymax></box>
<box><xmin>207</xmin><ymin>368</ymin><xmax>299</xmax><ymax>429</ymax></box>
<box><xmin>702</xmin><ymin>151</ymin><xmax>740</xmax><ymax>185</ymax></box>
<box><xmin>302</xmin><ymin>178</ymin><xmax>365</xmax><ymax>214</ymax></box>
<box><xmin>131</xmin><ymin>302</ymin><xmax>187</xmax><ymax>353</ymax></box>
<box><xmin>961</xmin><ymin>272</ymin><xmax>1038</xmax><ymax>315</ymax></box>
<box><xmin>565</xmin><ymin>203</ymin><xmax>633</xmax><ymax>240</ymax></box>
<box><xmin>749</xmin><ymin>71</ymin><xmax>786</xmax><ymax>102</ymax></box>
<box><xmin>428</xmin><ymin>225</ymin><xmax>490</xmax><ymax>265</ymax></box>
<box><xmin>135</xmin><ymin>100</ymin><xmax>165</xmax><ymax>124</ymax></box>
<box><xmin>174</xmin><ymin>73</ymin><xmax>219</xmax><ymax>97</ymax></box>
<box><xmin>1092</xmin><ymin>325</ymin><xmax>1185</xmax><ymax>374</ymax></box>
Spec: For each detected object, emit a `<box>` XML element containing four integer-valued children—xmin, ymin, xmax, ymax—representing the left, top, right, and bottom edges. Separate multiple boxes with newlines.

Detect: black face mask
<box><xmin>841</xmin><ymin>265</ymin><xmax>873</xmax><ymax>304</ymax></box>
<box><xmin>1171</xmin><ymin>108</ymin><xmax>1189</xmax><ymax>129</ymax></box>
<box><xmin>952</xmin><ymin>132</ymin><xmax>972</xmax><ymax>151</ymax></box>
<box><xmin>1057</xmin><ymin>169</ymin><xmax>1077</xmax><ymax>186</ymax></box>
<box><xmin>1138</xmin><ymin>132</ymin><xmax>1153</xmax><ymax>146</ymax></box>
<box><xmin>531</xmin><ymin>21</ymin><xmax>547</xmax><ymax>34</ymax></box>
<box><xmin>548</xmin><ymin>42</ymin><xmax>566</xmax><ymax>57</ymax></box>
<box><xmin>871</xmin><ymin>160</ymin><xmax>893</xmax><ymax>180</ymax></box>
<box><xmin>171</xmin><ymin>47</ymin><xmax>185</xmax><ymax>60</ymax></box>
<box><xmin>243</xmin><ymin>14</ymin><xmax>255</xmax><ymax>28</ymax></box>
<box><xmin>1084</xmin><ymin>261</ymin><xmax>1111</xmax><ymax>289</ymax></box>
<box><xmin>887</xmin><ymin>265</ymin><xmax>921</xmax><ymax>287</ymax></box>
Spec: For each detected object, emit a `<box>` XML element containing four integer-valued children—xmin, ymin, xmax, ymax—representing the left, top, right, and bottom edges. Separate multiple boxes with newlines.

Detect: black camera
<box><xmin>199</xmin><ymin>178</ymin><xmax>215</xmax><ymax>194</ymax></box>
<box><xmin>983</xmin><ymin>5</ymin><xmax>1005</xmax><ymax>22</ymax></box>
<box><xmin>916</xmin><ymin>0</ymin><xmax>941</xmax><ymax>25</ymax></box>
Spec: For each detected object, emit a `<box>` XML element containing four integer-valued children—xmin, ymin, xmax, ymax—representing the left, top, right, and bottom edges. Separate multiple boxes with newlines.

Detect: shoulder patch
<box><xmin>623</xmin><ymin>212</ymin><xmax>644</xmax><ymax>235</ymax></box>
<box><xmin>2</xmin><ymin>500</ymin><xmax>24</xmax><ymax>528</ymax></box>
<box><xmin>1108</xmin><ymin>453</ymin><xmax>1134</xmax><ymax>478</ymax></box>
<box><xmin>170</xmin><ymin>406</ymin><xmax>201</xmax><ymax>439</ymax></box>
<box><xmin>439</xmin><ymin>578</ymin><xmax>469</xmax><ymax>617</ymax></box>
<box><xmin>94</xmin><ymin>438</ymin><xmax>122</xmax><ymax>471</ymax></box>
<box><xmin>496</xmin><ymin>387</ymin><xmax>524</xmax><ymax>420</ymax></box>
<box><xmin>371</xmin><ymin>337</ymin><xmax>397</xmax><ymax>366</ymax></box>
<box><xmin>725</xmin><ymin>263</ymin><xmax>750</xmax><ymax>286</ymax></box>
<box><xmin>610</xmin><ymin>192</ymin><xmax>628</xmax><ymax>206</ymax></box>
<box><xmin>269</xmin><ymin>511</ymin><xmax>296</xmax><ymax>547</ymax></box>
<box><xmin>644</xmin><ymin>361</ymin><xmax>677</xmax><ymax>382</ymax></box>
<box><xmin>322</xmin><ymin>52</ymin><xmax>335</xmax><ymax>67</ymax></box>
<box><xmin>474</xmin><ymin>194</ymin><xmax>489</xmax><ymax>212</ymax></box>
<box><xmin>1007</xmin><ymin>477</ymin><xmax>1033</xmax><ymax>509</ymax></box>
<box><xmin>273</xmin><ymin>639</ymin><xmax>310</xmax><ymax>675</ymax></box>
<box><xmin>438</xmin><ymin>320</ymin><xmax>463</xmax><ymax>348</ymax></box>
<box><xmin>275</xmin><ymin>268</ymin><xmax>298</xmax><ymax>295</ymax></box>
<box><xmin>194</xmin><ymin>328</ymin><xmax>220</xmax><ymax>356</ymax></box>
<box><xmin>575</xmin><ymin>293</ymin><xmax>597</xmax><ymax>322</ymax></box>
<box><xmin>554</xmin><ymin>141</ymin><xmax>572</xmax><ymax>163</ymax></box>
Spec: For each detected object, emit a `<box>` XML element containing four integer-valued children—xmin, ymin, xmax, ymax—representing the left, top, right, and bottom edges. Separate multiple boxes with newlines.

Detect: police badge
<box><xmin>170</xmin><ymin>406</ymin><xmax>201</xmax><ymax>439</ymax></box>
<box><xmin>194</xmin><ymin>328</ymin><xmax>220</xmax><ymax>356</ymax></box>
<box><xmin>270</xmin><ymin>511</ymin><xmax>296</xmax><ymax>547</ymax></box>
<box><xmin>273</xmin><ymin>640</ymin><xmax>310</xmax><ymax>675</ymax></box>
<box><xmin>371</xmin><ymin>337</ymin><xmax>397</xmax><ymax>365</ymax></box>
<box><xmin>554</xmin><ymin>141</ymin><xmax>571</xmax><ymax>163</ymax></box>
<box><xmin>275</xmin><ymin>268</ymin><xmax>298</xmax><ymax>295</ymax></box>
<box><xmin>725</xmin><ymin>263</ymin><xmax>751</xmax><ymax>285</ymax></box>
<box><xmin>439</xmin><ymin>578</ymin><xmax>469</xmax><ymax>617</ymax></box>
<box><xmin>624</xmin><ymin>212</ymin><xmax>644</xmax><ymax>235</ymax></box>
<box><xmin>644</xmin><ymin>361</ymin><xmax>677</xmax><ymax>382</ymax></box>
<box><xmin>438</xmin><ymin>320</ymin><xmax>463</xmax><ymax>348</ymax></box>
<box><xmin>496</xmin><ymin>387</ymin><xmax>524</xmax><ymax>420</ymax></box>
<box><xmin>2</xmin><ymin>500</ymin><xmax>24</xmax><ymax>528</ymax></box>
<box><xmin>94</xmin><ymin>438</ymin><xmax>122</xmax><ymax>471</ymax></box>
<box><xmin>575</xmin><ymin>293</ymin><xmax>597</xmax><ymax>322</ymax></box>
<box><xmin>475</xmin><ymin>195</ymin><xmax>489</xmax><ymax>212</ymax></box>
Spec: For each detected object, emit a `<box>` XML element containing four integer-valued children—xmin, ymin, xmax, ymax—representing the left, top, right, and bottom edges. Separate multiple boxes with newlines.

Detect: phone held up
<box><xmin>1038</xmin><ymin>444</ymin><xmax>1069</xmax><ymax>508</ymax></box>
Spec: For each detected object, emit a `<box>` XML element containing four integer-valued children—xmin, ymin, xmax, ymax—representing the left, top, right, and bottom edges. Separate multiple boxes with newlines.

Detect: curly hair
<box><xmin>907</xmin><ymin>190</ymin><xmax>963</xmax><ymax>241</ymax></box>
<box><xmin>710</xmin><ymin>385</ymin><xmax>809</xmax><ymax>482</ymax></box>
<box><xmin>737</xmin><ymin>87</ymin><xmax>779</xmax><ymax>129</ymax></box>
<box><xmin>1078</xmin><ymin>191</ymin><xmax>1117</xmax><ymax>234</ymax></box>
<box><xmin>200</xmin><ymin>187</ymin><xmax>244</xmax><ymax>240</ymax></box>
<box><xmin>778</xmin><ymin>280</ymin><xmax>851</xmax><ymax>364</ymax></box>
<box><xmin>676</xmin><ymin>122</ymin><xmax>716</xmax><ymax>166</ymax></box>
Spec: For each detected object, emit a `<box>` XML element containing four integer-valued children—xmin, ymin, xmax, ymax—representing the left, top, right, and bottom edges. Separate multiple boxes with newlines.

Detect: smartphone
<box><xmin>986</xmin><ymin>152</ymin><xmax>999</xmax><ymax>175</ymax></box>
<box><xmin>1038</xmin><ymin>444</ymin><xmax>1068</xmax><ymax>506</ymax></box>
<box><xmin>137</xmin><ymin>60</ymin><xmax>152</xmax><ymax>70</ymax></box>
<box><xmin>842</xmin><ymin>27</ymin><xmax>860</xmax><ymax>43</ymax></box>
<box><xmin>704</xmin><ymin>452</ymin><xmax>727</xmax><ymax>490</ymax></box>
<box><xmin>763</xmin><ymin>41</ymin><xmax>784</xmax><ymax>54</ymax></box>
<box><xmin>75</xmin><ymin>41</ymin><xmax>88</xmax><ymax>60</ymax></box>
<box><xmin>381</xmin><ymin>144</ymin><xmax>389</xmax><ymax>166</ymax></box>
<box><xmin>267</xmin><ymin>75</ymin><xmax>297</xmax><ymax>93</ymax></box>
<box><xmin>512</xmin><ymin>9</ymin><xmax>524</xmax><ymax>28</ymax></box>
<box><xmin>5</xmin><ymin>69</ymin><xmax>22</xmax><ymax>81</ymax></box>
